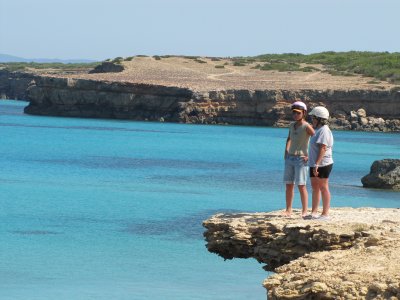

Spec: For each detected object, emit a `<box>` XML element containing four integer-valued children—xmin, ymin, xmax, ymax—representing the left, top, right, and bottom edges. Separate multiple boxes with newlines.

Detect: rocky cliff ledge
<box><xmin>0</xmin><ymin>70</ymin><xmax>35</xmax><ymax>100</ymax></box>
<box><xmin>24</xmin><ymin>75</ymin><xmax>400</xmax><ymax>131</ymax></box>
<box><xmin>2</xmin><ymin>56</ymin><xmax>400</xmax><ymax>131</ymax></box>
<box><xmin>203</xmin><ymin>208</ymin><xmax>400</xmax><ymax>299</ymax></box>
<box><xmin>25</xmin><ymin>76</ymin><xmax>193</xmax><ymax>120</ymax></box>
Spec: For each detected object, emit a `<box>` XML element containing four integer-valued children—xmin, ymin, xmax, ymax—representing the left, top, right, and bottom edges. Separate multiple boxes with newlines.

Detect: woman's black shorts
<box><xmin>310</xmin><ymin>164</ymin><xmax>333</xmax><ymax>179</ymax></box>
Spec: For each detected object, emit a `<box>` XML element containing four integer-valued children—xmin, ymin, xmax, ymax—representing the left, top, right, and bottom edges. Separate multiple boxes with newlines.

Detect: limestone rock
<box><xmin>0</xmin><ymin>70</ymin><xmax>35</xmax><ymax>100</ymax></box>
<box><xmin>25</xmin><ymin>76</ymin><xmax>193</xmax><ymax>121</ymax></box>
<box><xmin>350</xmin><ymin>110</ymin><xmax>358</xmax><ymax>120</ymax></box>
<box><xmin>1</xmin><ymin>67</ymin><xmax>399</xmax><ymax>131</ymax></box>
<box><xmin>361</xmin><ymin>159</ymin><xmax>400</xmax><ymax>190</ymax></box>
<box><xmin>357</xmin><ymin>108</ymin><xmax>367</xmax><ymax>117</ymax></box>
<box><xmin>203</xmin><ymin>208</ymin><xmax>400</xmax><ymax>299</ymax></box>
<box><xmin>360</xmin><ymin>116</ymin><xmax>368</xmax><ymax>126</ymax></box>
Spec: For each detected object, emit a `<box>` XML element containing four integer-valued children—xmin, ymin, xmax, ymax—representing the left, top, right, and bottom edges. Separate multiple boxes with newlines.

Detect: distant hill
<box><xmin>0</xmin><ymin>53</ymin><xmax>96</xmax><ymax>63</ymax></box>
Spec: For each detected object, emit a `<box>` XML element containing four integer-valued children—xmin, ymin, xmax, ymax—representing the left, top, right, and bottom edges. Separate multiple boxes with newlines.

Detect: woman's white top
<box><xmin>308</xmin><ymin>125</ymin><xmax>334</xmax><ymax>167</ymax></box>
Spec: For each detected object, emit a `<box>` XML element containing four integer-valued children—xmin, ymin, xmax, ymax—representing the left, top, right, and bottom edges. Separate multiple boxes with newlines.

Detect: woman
<box><xmin>283</xmin><ymin>101</ymin><xmax>315</xmax><ymax>217</ymax></box>
<box><xmin>306</xmin><ymin>106</ymin><xmax>334</xmax><ymax>220</ymax></box>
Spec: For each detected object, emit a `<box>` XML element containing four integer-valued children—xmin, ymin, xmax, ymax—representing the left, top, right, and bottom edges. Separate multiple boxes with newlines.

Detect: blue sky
<box><xmin>1</xmin><ymin>0</ymin><xmax>399</xmax><ymax>61</ymax></box>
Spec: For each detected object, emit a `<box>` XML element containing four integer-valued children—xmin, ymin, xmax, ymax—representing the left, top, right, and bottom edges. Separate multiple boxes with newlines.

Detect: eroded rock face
<box><xmin>362</xmin><ymin>159</ymin><xmax>400</xmax><ymax>190</ymax></box>
<box><xmin>25</xmin><ymin>76</ymin><xmax>193</xmax><ymax>120</ymax></box>
<box><xmin>0</xmin><ymin>70</ymin><xmax>35</xmax><ymax>100</ymax></box>
<box><xmin>24</xmin><ymin>75</ymin><xmax>400</xmax><ymax>132</ymax></box>
<box><xmin>203</xmin><ymin>208</ymin><xmax>400</xmax><ymax>299</ymax></box>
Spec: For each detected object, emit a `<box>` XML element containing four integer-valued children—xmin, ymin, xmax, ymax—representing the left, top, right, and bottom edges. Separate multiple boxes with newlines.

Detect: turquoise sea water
<box><xmin>0</xmin><ymin>100</ymin><xmax>399</xmax><ymax>300</ymax></box>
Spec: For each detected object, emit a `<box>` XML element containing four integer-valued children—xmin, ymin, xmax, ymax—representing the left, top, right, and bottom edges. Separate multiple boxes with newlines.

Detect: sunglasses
<box><xmin>292</xmin><ymin>111</ymin><xmax>302</xmax><ymax>115</ymax></box>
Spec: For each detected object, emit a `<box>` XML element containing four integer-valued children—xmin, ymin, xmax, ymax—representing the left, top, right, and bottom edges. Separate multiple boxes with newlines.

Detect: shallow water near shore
<box><xmin>0</xmin><ymin>100</ymin><xmax>399</xmax><ymax>300</ymax></box>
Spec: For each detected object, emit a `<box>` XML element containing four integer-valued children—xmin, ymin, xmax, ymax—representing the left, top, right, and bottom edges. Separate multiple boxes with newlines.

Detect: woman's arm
<box><xmin>313</xmin><ymin>143</ymin><xmax>327</xmax><ymax>175</ymax></box>
<box><xmin>284</xmin><ymin>133</ymin><xmax>291</xmax><ymax>159</ymax></box>
<box><xmin>306</xmin><ymin>122</ymin><xmax>315</xmax><ymax>136</ymax></box>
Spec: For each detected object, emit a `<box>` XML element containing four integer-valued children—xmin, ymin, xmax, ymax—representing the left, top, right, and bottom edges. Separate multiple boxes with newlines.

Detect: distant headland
<box><xmin>1</xmin><ymin>52</ymin><xmax>399</xmax><ymax>131</ymax></box>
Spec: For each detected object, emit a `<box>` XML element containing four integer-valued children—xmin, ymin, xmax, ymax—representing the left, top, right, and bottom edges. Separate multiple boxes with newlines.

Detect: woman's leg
<box><xmin>285</xmin><ymin>183</ymin><xmax>295</xmax><ymax>216</ymax></box>
<box><xmin>297</xmin><ymin>185</ymin><xmax>308</xmax><ymax>216</ymax></box>
<box><xmin>319</xmin><ymin>178</ymin><xmax>331</xmax><ymax>216</ymax></box>
<box><xmin>311</xmin><ymin>177</ymin><xmax>321</xmax><ymax>215</ymax></box>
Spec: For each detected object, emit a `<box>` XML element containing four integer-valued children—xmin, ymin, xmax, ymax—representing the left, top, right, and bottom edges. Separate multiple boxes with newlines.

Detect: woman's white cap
<box><xmin>309</xmin><ymin>106</ymin><xmax>330</xmax><ymax>119</ymax></box>
<box><xmin>291</xmin><ymin>101</ymin><xmax>307</xmax><ymax>112</ymax></box>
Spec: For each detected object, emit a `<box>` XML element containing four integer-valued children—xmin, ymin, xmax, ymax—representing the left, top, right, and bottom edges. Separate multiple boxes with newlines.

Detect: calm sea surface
<box><xmin>0</xmin><ymin>100</ymin><xmax>399</xmax><ymax>300</ymax></box>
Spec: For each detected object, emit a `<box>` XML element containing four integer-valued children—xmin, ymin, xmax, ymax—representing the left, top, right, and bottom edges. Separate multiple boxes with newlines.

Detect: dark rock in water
<box><xmin>361</xmin><ymin>159</ymin><xmax>400</xmax><ymax>190</ymax></box>
<box><xmin>89</xmin><ymin>62</ymin><xmax>124</xmax><ymax>73</ymax></box>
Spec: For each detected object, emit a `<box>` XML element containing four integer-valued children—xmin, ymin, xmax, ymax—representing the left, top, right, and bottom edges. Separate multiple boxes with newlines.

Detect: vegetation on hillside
<box><xmin>0</xmin><ymin>62</ymin><xmax>100</xmax><ymax>72</ymax></box>
<box><xmin>248</xmin><ymin>51</ymin><xmax>400</xmax><ymax>83</ymax></box>
<box><xmin>1</xmin><ymin>52</ymin><xmax>399</xmax><ymax>83</ymax></box>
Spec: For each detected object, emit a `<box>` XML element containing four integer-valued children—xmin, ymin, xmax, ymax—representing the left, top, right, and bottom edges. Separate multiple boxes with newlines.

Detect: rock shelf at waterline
<box><xmin>203</xmin><ymin>207</ymin><xmax>400</xmax><ymax>299</ymax></box>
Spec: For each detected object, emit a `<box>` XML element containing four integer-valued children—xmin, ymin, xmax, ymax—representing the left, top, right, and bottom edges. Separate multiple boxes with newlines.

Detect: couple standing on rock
<box><xmin>283</xmin><ymin>101</ymin><xmax>334</xmax><ymax>220</ymax></box>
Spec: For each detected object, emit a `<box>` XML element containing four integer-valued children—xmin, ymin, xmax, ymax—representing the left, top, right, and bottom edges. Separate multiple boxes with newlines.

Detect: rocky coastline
<box><xmin>23</xmin><ymin>75</ymin><xmax>400</xmax><ymax>132</ymax></box>
<box><xmin>0</xmin><ymin>70</ymin><xmax>35</xmax><ymax>100</ymax></box>
<box><xmin>1</xmin><ymin>63</ymin><xmax>399</xmax><ymax>132</ymax></box>
<box><xmin>203</xmin><ymin>208</ymin><xmax>400</xmax><ymax>299</ymax></box>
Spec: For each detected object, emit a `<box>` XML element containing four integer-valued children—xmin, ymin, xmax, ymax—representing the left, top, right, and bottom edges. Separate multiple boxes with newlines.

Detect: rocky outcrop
<box><xmin>203</xmin><ymin>208</ymin><xmax>400</xmax><ymax>299</ymax></box>
<box><xmin>0</xmin><ymin>69</ymin><xmax>397</xmax><ymax>131</ymax></box>
<box><xmin>24</xmin><ymin>75</ymin><xmax>400</xmax><ymax>132</ymax></box>
<box><xmin>25</xmin><ymin>76</ymin><xmax>193</xmax><ymax>120</ymax></box>
<box><xmin>0</xmin><ymin>70</ymin><xmax>35</xmax><ymax>100</ymax></box>
<box><xmin>362</xmin><ymin>159</ymin><xmax>400</xmax><ymax>190</ymax></box>
<box><xmin>330</xmin><ymin>107</ymin><xmax>400</xmax><ymax>132</ymax></box>
<box><xmin>88</xmin><ymin>62</ymin><xmax>124</xmax><ymax>74</ymax></box>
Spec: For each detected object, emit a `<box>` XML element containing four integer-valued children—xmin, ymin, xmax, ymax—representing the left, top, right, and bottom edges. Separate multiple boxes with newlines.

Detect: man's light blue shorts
<box><xmin>283</xmin><ymin>156</ymin><xmax>308</xmax><ymax>185</ymax></box>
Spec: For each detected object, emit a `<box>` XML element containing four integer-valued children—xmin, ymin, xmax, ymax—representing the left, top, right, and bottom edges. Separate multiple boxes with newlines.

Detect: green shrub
<box><xmin>301</xmin><ymin>66</ymin><xmax>319</xmax><ymax>72</ymax></box>
<box><xmin>258</xmin><ymin>62</ymin><xmax>301</xmax><ymax>72</ymax></box>
<box><xmin>325</xmin><ymin>70</ymin><xmax>345</xmax><ymax>76</ymax></box>
<box><xmin>250</xmin><ymin>51</ymin><xmax>400</xmax><ymax>82</ymax></box>
<box><xmin>0</xmin><ymin>62</ymin><xmax>100</xmax><ymax>72</ymax></box>
<box><xmin>194</xmin><ymin>59</ymin><xmax>207</xmax><ymax>64</ymax></box>
<box><xmin>215</xmin><ymin>65</ymin><xmax>225</xmax><ymax>69</ymax></box>
<box><xmin>233</xmin><ymin>61</ymin><xmax>246</xmax><ymax>66</ymax></box>
<box><xmin>112</xmin><ymin>57</ymin><xmax>123</xmax><ymax>64</ymax></box>
<box><xmin>232</xmin><ymin>58</ymin><xmax>249</xmax><ymax>66</ymax></box>
<box><xmin>153</xmin><ymin>55</ymin><xmax>162</xmax><ymax>60</ymax></box>
<box><xmin>125</xmin><ymin>56</ymin><xmax>134</xmax><ymax>61</ymax></box>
